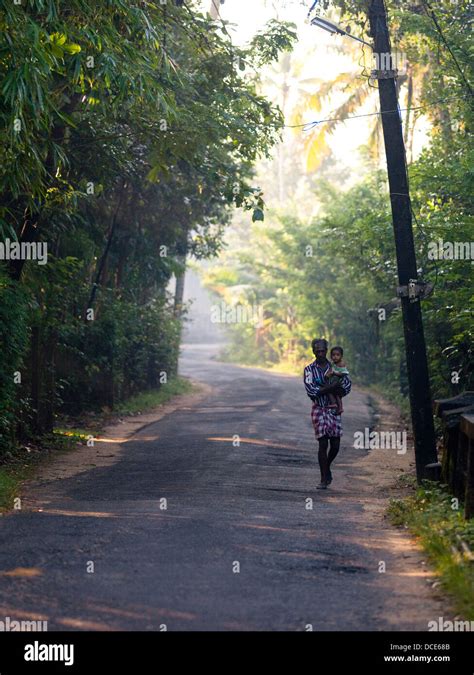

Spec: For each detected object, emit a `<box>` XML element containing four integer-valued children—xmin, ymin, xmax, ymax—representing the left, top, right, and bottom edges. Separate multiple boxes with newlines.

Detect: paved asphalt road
<box><xmin>0</xmin><ymin>343</ymin><xmax>447</xmax><ymax>631</ymax></box>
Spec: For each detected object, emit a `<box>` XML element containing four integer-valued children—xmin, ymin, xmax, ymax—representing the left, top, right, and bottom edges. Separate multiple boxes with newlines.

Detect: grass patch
<box><xmin>0</xmin><ymin>468</ymin><xmax>24</xmax><ymax>511</ymax></box>
<box><xmin>56</xmin><ymin>377</ymin><xmax>195</xmax><ymax>435</ymax></box>
<box><xmin>114</xmin><ymin>377</ymin><xmax>195</xmax><ymax>416</ymax></box>
<box><xmin>388</xmin><ymin>480</ymin><xmax>474</xmax><ymax>619</ymax></box>
<box><xmin>0</xmin><ymin>431</ymin><xmax>84</xmax><ymax>511</ymax></box>
<box><xmin>368</xmin><ymin>382</ymin><xmax>411</xmax><ymax>418</ymax></box>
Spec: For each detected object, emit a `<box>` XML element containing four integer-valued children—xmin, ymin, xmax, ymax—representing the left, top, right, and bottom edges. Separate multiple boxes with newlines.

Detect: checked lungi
<box><xmin>311</xmin><ymin>404</ymin><xmax>342</xmax><ymax>439</ymax></box>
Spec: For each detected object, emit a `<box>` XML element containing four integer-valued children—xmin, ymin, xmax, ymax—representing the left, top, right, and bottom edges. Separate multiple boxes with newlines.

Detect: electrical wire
<box><xmin>286</xmin><ymin>93</ymin><xmax>472</xmax><ymax>129</ymax></box>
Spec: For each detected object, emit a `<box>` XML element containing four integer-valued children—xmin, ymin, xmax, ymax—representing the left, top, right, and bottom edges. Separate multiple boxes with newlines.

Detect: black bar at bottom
<box><xmin>0</xmin><ymin>631</ymin><xmax>471</xmax><ymax>673</ymax></box>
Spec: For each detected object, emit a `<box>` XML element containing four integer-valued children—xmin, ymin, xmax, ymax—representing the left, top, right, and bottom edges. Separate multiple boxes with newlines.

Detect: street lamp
<box><xmin>309</xmin><ymin>15</ymin><xmax>372</xmax><ymax>47</ymax></box>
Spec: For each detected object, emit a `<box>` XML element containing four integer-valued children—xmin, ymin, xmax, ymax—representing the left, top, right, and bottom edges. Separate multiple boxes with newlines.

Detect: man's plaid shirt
<box><xmin>303</xmin><ymin>359</ymin><xmax>351</xmax><ymax>406</ymax></box>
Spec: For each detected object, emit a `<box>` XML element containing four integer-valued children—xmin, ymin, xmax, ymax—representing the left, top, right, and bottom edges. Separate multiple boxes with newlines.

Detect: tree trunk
<box><xmin>8</xmin><ymin>91</ymin><xmax>82</xmax><ymax>281</ymax></box>
<box><xmin>173</xmin><ymin>254</ymin><xmax>186</xmax><ymax>318</ymax></box>
<box><xmin>87</xmin><ymin>181</ymin><xmax>127</xmax><ymax>313</ymax></box>
<box><xmin>30</xmin><ymin>324</ymin><xmax>41</xmax><ymax>434</ymax></box>
<box><xmin>43</xmin><ymin>328</ymin><xmax>57</xmax><ymax>433</ymax></box>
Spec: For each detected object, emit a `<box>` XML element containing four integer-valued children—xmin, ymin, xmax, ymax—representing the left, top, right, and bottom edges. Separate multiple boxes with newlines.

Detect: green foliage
<box><xmin>203</xmin><ymin>0</ymin><xmax>473</xmax><ymax>404</ymax></box>
<box><xmin>250</xmin><ymin>20</ymin><xmax>297</xmax><ymax>66</ymax></box>
<box><xmin>0</xmin><ymin>469</ymin><xmax>20</xmax><ymax>510</ymax></box>
<box><xmin>114</xmin><ymin>377</ymin><xmax>195</xmax><ymax>417</ymax></box>
<box><xmin>0</xmin><ymin>267</ymin><xmax>29</xmax><ymax>454</ymax></box>
<box><xmin>411</xmin><ymin>132</ymin><xmax>474</xmax><ymax>398</ymax></box>
<box><xmin>205</xmin><ymin>156</ymin><xmax>472</xmax><ymax>400</ymax></box>
<box><xmin>388</xmin><ymin>481</ymin><xmax>474</xmax><ymax>619</ymax></box>
<box><xmin>54</xmin><ymin>290</ymin><xmax>182</xmax><ymax>413</ymax></box>
<box><xmin>204</xmin><ymin>173</ymin><xmax>403</xmax><ymax>385</ymax></box>
<box><xmin>0</xmin><ymin>2</ymin><xmax>297</xmax><ymax>456</ymax></box>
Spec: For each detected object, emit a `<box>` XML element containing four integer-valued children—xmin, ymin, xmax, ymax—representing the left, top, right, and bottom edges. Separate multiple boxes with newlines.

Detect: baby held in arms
<box><xmin>326</xmin><ymin>346</ymin><xmax>349</xmax><ymax>414</ymax></box>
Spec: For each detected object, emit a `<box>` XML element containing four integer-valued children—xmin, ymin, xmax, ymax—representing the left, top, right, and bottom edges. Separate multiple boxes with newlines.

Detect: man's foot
<box><xmin>326</xmin><ymin>469</ymin><xmax>333</xmax><ymax>485</ymax></box>
<box><xmin>316</xmin><ymin>480</ymin><xmax>328</xmax><ymax>489</ymax></box>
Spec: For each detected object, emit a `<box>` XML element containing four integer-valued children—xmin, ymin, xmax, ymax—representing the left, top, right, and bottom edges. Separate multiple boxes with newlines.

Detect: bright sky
<box><xmin>197</xmin><ymin>0</ymin><xmax>429</xmax><ymax>201</ymax></box>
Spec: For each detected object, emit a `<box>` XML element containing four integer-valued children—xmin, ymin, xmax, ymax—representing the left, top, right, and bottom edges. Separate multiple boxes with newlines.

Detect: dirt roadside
<box><xmin>350</xmin><ymin>388</ymin><xmax>455</xmax><ymax>620</ymax></box>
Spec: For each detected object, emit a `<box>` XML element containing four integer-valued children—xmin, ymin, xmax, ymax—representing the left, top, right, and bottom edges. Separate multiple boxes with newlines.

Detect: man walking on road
<box><xmin>304</xmin><ymin>338</ymin><xmax>352</xmax><ymax>489</ymax></box>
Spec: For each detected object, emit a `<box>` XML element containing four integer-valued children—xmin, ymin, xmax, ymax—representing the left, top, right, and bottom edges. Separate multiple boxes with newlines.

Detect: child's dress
<box><xmin>331</xmin><ymin>364</ymin><xmax>350</xmax><ymax>377</ymax></box>
<box><xmin>327</xmin><ymin>364</ymin><xmax>350</xmax><ymax>413</ymax></box>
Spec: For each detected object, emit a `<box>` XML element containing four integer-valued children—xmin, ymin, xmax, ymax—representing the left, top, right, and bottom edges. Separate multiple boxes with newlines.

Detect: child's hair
<box><xmin>331</xmin><ymin>345</ymin><xmax>344</xmax><ymax>357</ymax></box>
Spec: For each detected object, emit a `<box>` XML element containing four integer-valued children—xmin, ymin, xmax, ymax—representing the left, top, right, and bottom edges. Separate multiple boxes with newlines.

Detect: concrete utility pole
<box><xmin>368</xmin><ymin>0</ymin><xmax>438</xmax><ymax>481</ymax></box>
<box><xmin>209</xmin><ymin>0</ymin><xmax>221</xmax><ymax>20</ymax></box>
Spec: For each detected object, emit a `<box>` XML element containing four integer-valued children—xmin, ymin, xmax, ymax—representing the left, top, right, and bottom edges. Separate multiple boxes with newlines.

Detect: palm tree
<box><xmin>261</xmin><ymin>48</ymin><xmax>323</xmax><ymax>201</ymax></box>
<box><xmin>287</xmin><ymin>27</ymin><xmax>428</xmax><ymax>171</ymax></box>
